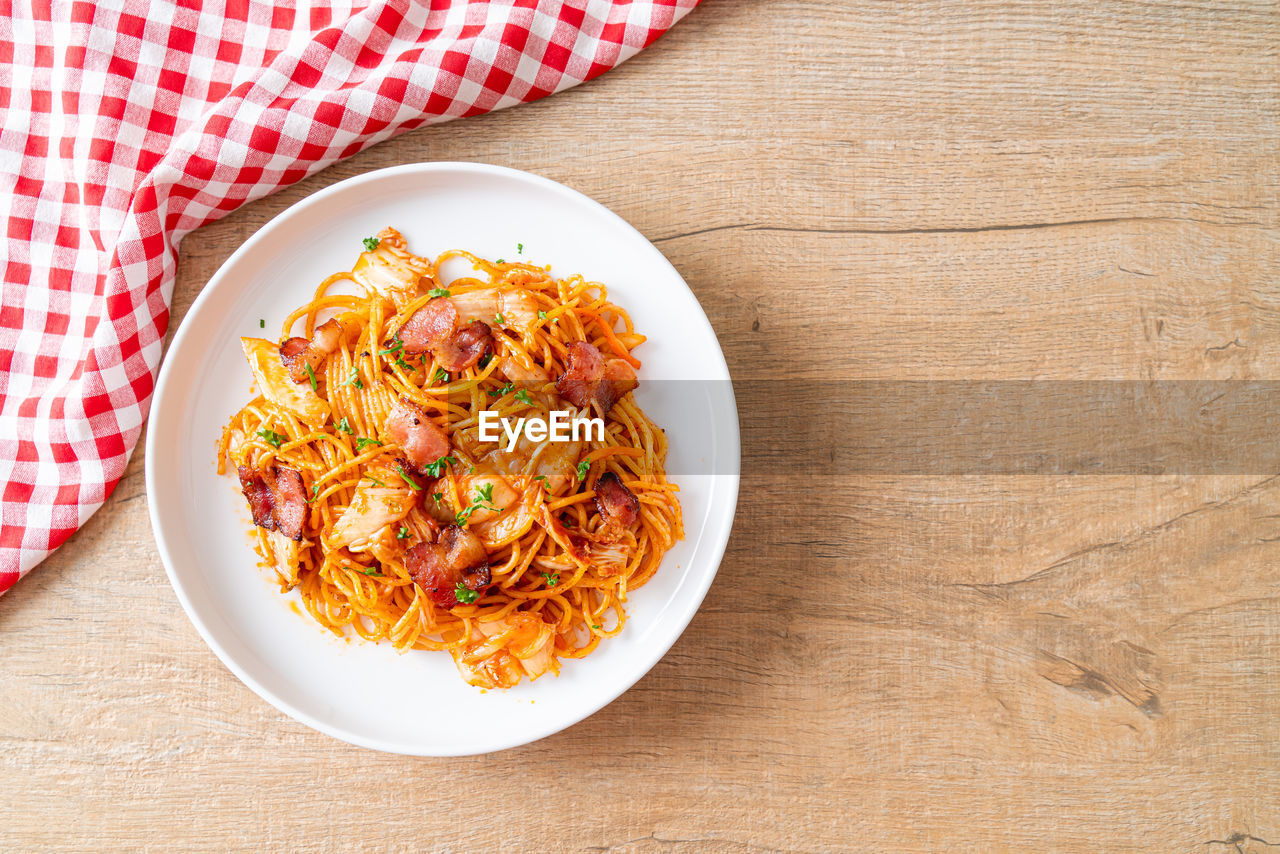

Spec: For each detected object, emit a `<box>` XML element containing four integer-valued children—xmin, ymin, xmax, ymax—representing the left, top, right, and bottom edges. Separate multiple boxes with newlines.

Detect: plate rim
<box><xmin>145</xmin><ymin>161</ymin><xmax>740</xmax><ymax>755</ymax></box>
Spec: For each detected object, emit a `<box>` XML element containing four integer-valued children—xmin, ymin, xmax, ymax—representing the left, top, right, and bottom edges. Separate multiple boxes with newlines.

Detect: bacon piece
<box><xmin>384</xmin><ymin>399</ymin><xmax>450</xmax><ymax>472</ymax></box>
<box><xmin>278</xmin><ymin>337</ymin><xmax>316</xmax><ymax>384</ymax></box>
<box><xmin>406</xmin><ymin>525</ymin><xmax>491</xmax><ymax>608</ymax></box>
<box><xmin>310</xmin><ymin>319</ymin><xmax>343</xmax><ymax>354</ymax></box>
<box><xmin>237</xmin><ymin>464</ymin><xmax>307</xmax><ymax>541</ymax></box>
<box><xmin>265</xmin><ymin>466</ymin><xmax>307</xmax><ymax>540</ymax></box>
<box><xmin>237</xmin><ymin>466</ymin><xmax>275</xmax><ymax>529</ymax></box>
<box><xmin>399</xmin><ymin>297</ymin><xmax>456</xmax><ymax>353</ymax></box>
<box><xmin>593</xmin><ymin>471</ymin><xmax>639</xmax><ymax>529</ymax></box>
<box><xmin>399</xmin><ymin>299</ymin><xmax>493</xmax><ymax>372</ymax></box>
<box><xmin>555</xmin><ymin>341</ymin><xmax>638</xmax><ymax>414</ymax></box>
<box><xmin>278</xmin><ymin>319</ymin><xmax>345</xmax><ymax>384</ymax></box>
<box><xmin>436</xmin><ymin>320</ymin><xmax>493</xmax><ymax>372</ymax></box>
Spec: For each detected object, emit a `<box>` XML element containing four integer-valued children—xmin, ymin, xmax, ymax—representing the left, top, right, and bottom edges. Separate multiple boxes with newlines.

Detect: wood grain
<box><xmin>3</xmin><ymin>1</ymin><xmax>1278</xmax><ymax>850</ymax></box>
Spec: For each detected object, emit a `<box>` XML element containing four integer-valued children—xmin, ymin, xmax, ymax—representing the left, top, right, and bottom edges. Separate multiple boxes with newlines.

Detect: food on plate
<box><xmin>217</xmin><ymin>228</ymin><xmax>683</xmax><ymax>688</ymax></box>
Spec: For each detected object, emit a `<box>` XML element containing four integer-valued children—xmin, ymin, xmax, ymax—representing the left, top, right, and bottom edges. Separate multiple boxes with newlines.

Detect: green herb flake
<box><xmin>455</xmin><ymin>482</ymin><xmax>501</xmax><ymax>525</ymax></box>
<box><xmin>431</xmin><ymin>367</ymin><xmax>449</xmax><ymax>385</ymax></box>
<box><xmin>454</xmin><ymin>584</ymin><xmax>479</xmax><ymax>605</ymax></box>
<box><xmin>540</xmin><ymin>571</ymin><xmax>559</xmax><ymax>587</ymax></box>
<box><xmin>487</xmin><ymin>382</ymin><xmax>514</xmax><ymax>398</ymax></box>
<box><xmin>396</xmin><ymin>526</ymin><xmax>409</xmax><ymax>540</ymax></box>
<box><xmin>364</xmin><ymin>475</ymin><xmax>386</xmax><ymax>487</ymax></box>
<box><xmin>537</xmin><ymin>310</ymin><xmax>547</xmax><ymax>320</ymax></box>
<box><xmin>357</xmin><ymin>566</ymin><xmax>383</xmax><ymax>577</ymax></box>
<box><xmin>427</xmin><ymin>288</ymin><xmax>451</xmax><ymax>299</ymax></box>
<box><xmin>362</xmin><ymin>237</ymin><xmax>380</xmax><ymax>251</ymax></box>
<box><xmin>517</xmin><ymin>243</ymin><xmax>523</xmax><ymax>254</ymax></box>
<box><xmin>335</xmin><ymin>417</ymin><xmax>354</xmax><ymax>435</ymax></box>
<box><xmin>378</xmin><ymin>339</ymin><xmax>404</xmax><ymax>356</ymax></box>
<box><xmin>341</xmin><ymin>367</ymin><xmax>363</xmax><ymax>389</ymax></box>
<box><xmin>394</xmin><ymin>356</ymin><xmax>414</xmax><ymax>372</ymax></box>
<box><xmin>394</xmin><ymin>466</ymin><xmax>422</xmax><ymax>491</ymax></box>
<box><xmin>533</xmin><ymin>474</ymin><xmax>550</xmax><ymax>492</ymax></box>
<box><xmin>576</xmin><ymin>459</ymin><xmax>590</xmax><ymax>482</ymax></box>
<box><xmin>493</xmin><ymin>312</ymin><xmax>505</xmax><ymax>325</ymax></box>
<box><xmin>422</xmin><ymin>455</ymin><xmax>456</xmax><ymax>478</ymax></box>
<box><xmin>495</xmin><ymin>259</ymin><xmax>505</xmax><ymax>266</ymax></box>
<box><xmin>478</xmin><ymin>353</ymin><xmax>493</xmax><ymax>371</ymax></box>
<box><xmin>355</xmin><ymin>437</ymin><xmax>382</xmax><ymax>451</ymax></box>
<box><xmin>257</xmin><ymin>428</ymin><xmax>285</xmax><ymax>448</ymax></box>
<box><xmin>304</xmin><ymin>362</ymin><xmax>319</xmax><ymax>393</ymax></box>
<box><xmin>259</xmin><ymin>318</ymin><xmax>265</xmax><ymax>329</ymax></box>
<box><xmin>432</xmin><ymin>492</ymin><xmax>443</xmax><ymax>503</ymax></box>
<box><xmin>514</xmin><ymin>388</ymin><xmax>533</xmax><ymax>406</ymax></box>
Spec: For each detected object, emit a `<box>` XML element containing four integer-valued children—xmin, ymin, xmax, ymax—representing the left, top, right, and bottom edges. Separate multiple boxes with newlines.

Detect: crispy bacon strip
<box><xmin>399</xmin><ymin>298</ymin><xmax>493</xmax><ymax>372</ymax></box>
<box><xmin>406</xmin><ymin>525</ymin><xmax>491</xmax><ymax>608</ymax></box>
<box><xmin>237</xmin><ymin>464</ymin><xmax>307</xmax><ymax>541</ymax></box>
<box><xmin>555</xmin><ymin>341</ymin><xmax>638</xmax><ymax>414</ymax></box>
<box><xmin>399</xmin><ymin>297</ymin><xmax>456</xmax><ymax>351</ymax></box>
<box><xmin>384</xmin><ymin>399</ymin><xmax>450</xmax><ymax>472</ymax></box>
<box><xmin>593</xmin><ymin>471</ymin><xmax>640</xmax><ymax>529</ymax></box>
<box><xmin>279</xmin><ymin>318</ymin><xmax>344</xmax><ymax>384</ymax></box>
<box><xmin>237</xmin><ymin>465</ymin><xmax>274</xmax><ymax>529</ymax></box>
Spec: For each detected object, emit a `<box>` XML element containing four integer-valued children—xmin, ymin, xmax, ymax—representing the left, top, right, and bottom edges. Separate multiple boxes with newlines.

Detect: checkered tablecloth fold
<box><xmin>0</xmin><ymin>0</ymin><xmax>698</xmax><ymax>593</ymax></box>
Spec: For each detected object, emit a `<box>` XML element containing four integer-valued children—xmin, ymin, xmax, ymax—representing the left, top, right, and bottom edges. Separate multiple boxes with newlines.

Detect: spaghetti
<box><xmin>217</xmin><ymin>228</ymin><xmax>683</xmax><ymax>688</ymax></box>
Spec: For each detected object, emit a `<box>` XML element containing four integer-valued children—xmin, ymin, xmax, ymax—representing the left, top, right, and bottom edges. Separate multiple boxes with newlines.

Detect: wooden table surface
<box><xmin>3</xmin><ymin>2</ymin><xmax>1278</xmax><ymax>851</ymax></box>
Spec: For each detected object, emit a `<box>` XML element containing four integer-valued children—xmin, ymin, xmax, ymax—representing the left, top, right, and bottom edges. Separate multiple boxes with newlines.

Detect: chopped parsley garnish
<box><xmin>431</xmin><ymin>367</ymin><xmax>449</xmax><ymax>385</ymax></box>
<box><xmin>488</xmin><ymin>382</ymin><xmax>514</xmax><ymax>398</ymax></box>
<box><xmin>478</xmin><ymin>353</ymin><xmax>493</xmax><ymax>371</ymax></box>
<box><xmin>393</xmin><ymin>356</ymin><xmax>414</xmax><ymax>372</ymax></box>
<box><xmin>355</xmin><ymin>437</ymin><xmax>382</xmax><ymax>451</ymax></box>
<box><xmin>432</xmin><ymin>492</ymin><xmax>443</xmax><ymax>503</ymax></box>
<box><xmin>257</xmin><ymin>428</ymin><xmax>285</xmax><ymax>448</ymax></box>
<box><xmin>307</xmin><ymin>483</ymin><xmax>323</xmax><ymax>503</ymax></box>
<box><xmin>357</xmin><ymin>566</ymin><xmax>383</xmax><ymax>577</ymax></box>
<box><xmin>576</xmin><ymin>459</ymin><xmax>590</xmax><ymax>482</ymax></box>
<box><xmin>396</xmin><ymin>526</ymin><xmax>409</xmax><ymax>540</ymax></box>
<box><xmin>540</xmin><ymin>571</ymin><xmax>559</xmax><ymax>587</ymax></box>
<box><xmin>455</xmin><ymin>483</ymin><xmax>502</xmax><ymax>525</ymax></box>
<box><xmin>493</xmin><ymin>312</ymin><xmax>505</xmax><ymax>325</ymax></box>
<box><xmin>422</xmin><ymin>455</ymin><xmax>456</xmax><ymax>478</ymax></box>
<box><xmin>427</xmin><ymin>288</ymin><xmax>450</xmax><ymax>298</ymax></box>
<box><xmin>340</xmin><ymin>367</ymin><xmax>363</xmax><ymax>389</ymax></box>
<box><xmin>514</xmin><ymin>388</ymin><xmax>533</xmax><ymax>406</ymax></box>
<box><xmin>454</xmin><ymin>584</ymin><xmax>478</xmax><ymax>604</ymax></box>
<box><xmin>364</xmin><ymin>475</ymin><xmax>386</xmax><ymax>487</ymax></box>
<box><xmin>591</xmin><ymin>624</ymin><xmax>601</xmax><ymax>630</ymax></box>
<box><xmin>517</xmin><ymin>243</ymin><xmax>523</xmax><ymax>254</ymax></box>
<box><xmin>304</xmin><ymin>362</ymin><xmax>319</xmax><ymax>393</ymax></box>
<box><xmin>394</xmin><ymin>466</ymin><xmax>422</xmax><ymax>491</ymax></box>
<box><xmin>533</xmin><ymin>474</ymin><xmax>551</xmax><ymax>492</ymax></box>
<box><xmin>537</xmin><ymin>310</ymin><xmax>547</xmax><ymax>320</ymax></box>
<box><xmin>378</xmin><ymin>339</ymin><xmax>404</xmax><ymax>356</ymax></box>
<box><xmin>495</xmin><ymin>259</ymin><xmax>505</xmax><ymax>266</ymax></box>
<box><xmin>258</xmin><ymin>318</ymin><xmax>265</xmax><ymax>328</ymax></box>
<box><xmin>362</xmin><ymin>237</ymin><xmax>380</xmax><ymax>251</ymax></box>
<box><xmin>335</xmin><ymin>417</ymin><xmax>354</xmax><ymax>435</ymax></box>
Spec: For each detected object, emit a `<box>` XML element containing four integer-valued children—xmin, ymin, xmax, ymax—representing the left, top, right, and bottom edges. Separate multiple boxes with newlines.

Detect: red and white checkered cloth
<box><xmin>0</xmin><ymin>0</ymin><xmax>698</xmax><ymax>594</ymax></box>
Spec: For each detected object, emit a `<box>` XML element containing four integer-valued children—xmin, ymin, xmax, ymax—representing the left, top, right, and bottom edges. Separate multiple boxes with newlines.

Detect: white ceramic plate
<box><xmin>146</xmin><ymin>162</ymin><xmax>740</xmax><ymax>756</ymax></box>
